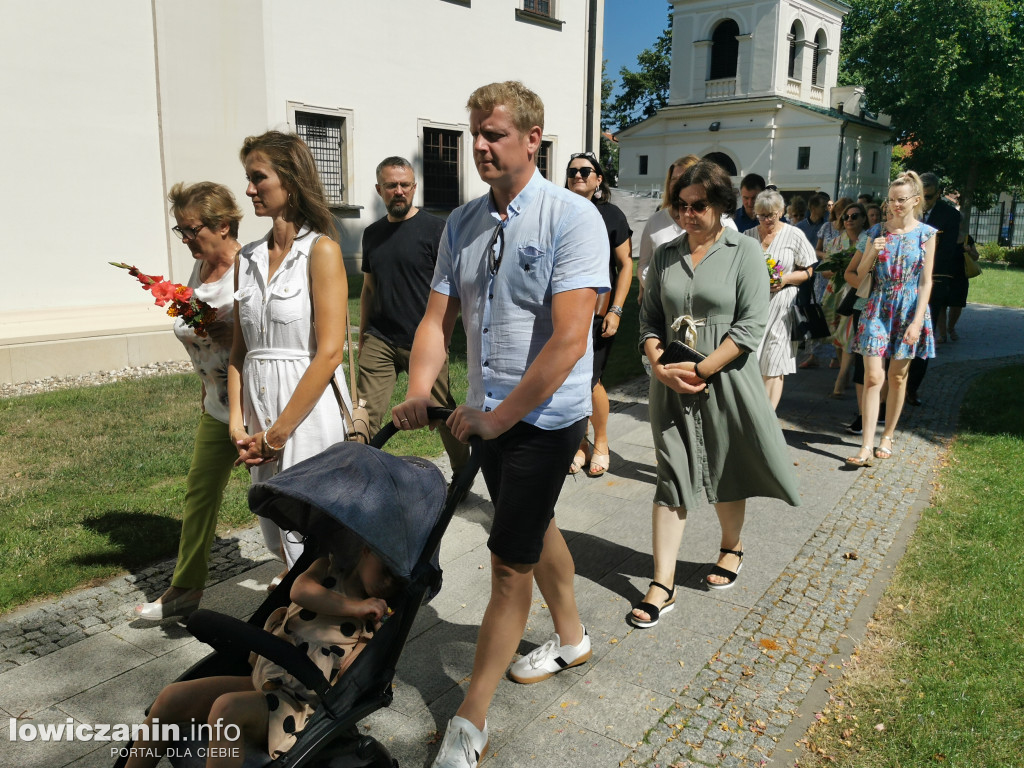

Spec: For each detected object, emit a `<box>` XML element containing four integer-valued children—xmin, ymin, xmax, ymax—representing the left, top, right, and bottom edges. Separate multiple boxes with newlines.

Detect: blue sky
<box><xmin>603</xmin><ymin>0</ymin><xmax>671</xmax><ymax>97</ymax></box>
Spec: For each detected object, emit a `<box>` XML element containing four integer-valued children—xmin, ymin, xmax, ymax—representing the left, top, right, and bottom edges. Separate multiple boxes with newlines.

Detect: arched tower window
<box><xmin>709</xmin><ymin>19</ymin><xmax>740</xmax><ymax>80</ymax></box>
<box><xmin>788</xmin><ymin>21</ymin><xmax>805</xmax><ymax>80</ymax></box>
<box><xmin>812</xmin><ymin>30</ymin><xmax>827</xmax><ymax>86</ymax></box>
<box><xmin>703</xmin><ymin>152</ymin><xmax>738</xmax><ymax>177</ymax></box>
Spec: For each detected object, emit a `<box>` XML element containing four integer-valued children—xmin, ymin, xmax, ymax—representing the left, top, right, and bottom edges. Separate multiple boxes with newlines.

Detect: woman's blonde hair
<box><xmin>890</xmin><ymin>171</ymin><xmax>925</xmax><ymax>217</ymax></box>
<box><xmin>168</xmin><ymin>182</ymin><xmax>242</xmax><ymax>238</ymax></box>
<box><xmin>239</xmin><ymin>131</ymin><xmax>337</xmax><ymax>238</ymax></box>
<box><xmin>660</xmin><ymin>155</ymin><xmax>700</xmax><ymax>209</ymax></box>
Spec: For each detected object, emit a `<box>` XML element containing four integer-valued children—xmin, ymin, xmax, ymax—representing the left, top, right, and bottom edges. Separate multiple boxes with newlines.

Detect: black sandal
<box><xmin>707</xmin><ymin>548</ymin><xmax>744</xmax><ymax>590</ymax></box>
<box><xmin>628</xmin><ymin>580</ymin><xmax>676</xmax><ymax>628</ymax></box>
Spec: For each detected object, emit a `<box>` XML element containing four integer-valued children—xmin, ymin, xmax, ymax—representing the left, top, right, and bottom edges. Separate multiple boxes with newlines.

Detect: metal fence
<box><xmin>969</xmin><ymin>200</ymin><xmax>1024</xmax><ymax>247</ymax></box>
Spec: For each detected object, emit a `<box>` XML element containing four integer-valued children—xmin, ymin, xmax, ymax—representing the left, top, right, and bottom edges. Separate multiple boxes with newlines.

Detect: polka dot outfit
<box><xmin>250</xmin><ymin>557</ymin><xmax>375</xmax><ymax>758</ymax></box>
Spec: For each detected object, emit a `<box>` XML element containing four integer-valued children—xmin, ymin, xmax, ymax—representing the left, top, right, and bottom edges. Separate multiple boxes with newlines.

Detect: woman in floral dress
<box><xmin>847</xmin><ymin>172</ymin><xmax>936</xmax><ymax>466</ymax></box>
<box><xmin>742</xmin><ymin>188</ymin><xmax>816</xmax><ymax>410</ymax></box>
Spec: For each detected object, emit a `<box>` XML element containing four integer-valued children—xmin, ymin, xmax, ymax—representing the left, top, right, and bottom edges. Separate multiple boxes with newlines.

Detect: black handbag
<box><xmin>835</xmin><ymin>286</ymin><xmax>858</xmax><ymax>316</ymax></box>
<box><xmin>791</xmin><ymin>280</ymin><xmax>831</xmax><ymax>342</ymax></box>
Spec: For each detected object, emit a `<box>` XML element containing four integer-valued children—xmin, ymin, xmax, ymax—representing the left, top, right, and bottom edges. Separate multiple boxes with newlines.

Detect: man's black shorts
<box><xmin>479</xmin><ymin>417</ymin><xmax>588</xmax><ymax>564</ymax></box>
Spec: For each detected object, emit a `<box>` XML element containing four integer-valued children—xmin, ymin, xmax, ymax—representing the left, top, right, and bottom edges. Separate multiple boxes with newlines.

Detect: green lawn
<box><xmin>0</xmin><ymin>268</ymin><xmax>642</xmax><ymax>613</ymax></box>
<box><xmin>965</xmin><ymin>263</ymin><xmax>1024</xmax><ymax>308</ymax></box>
<box><xmin>799</xmin><ymin>365</ymin><xmax>1024</xmax><ymax>767</ymax></box>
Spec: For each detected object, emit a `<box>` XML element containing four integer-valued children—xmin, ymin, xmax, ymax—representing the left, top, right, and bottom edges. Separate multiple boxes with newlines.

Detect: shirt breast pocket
<box><xmin>268</xmin><ymin>283</ymin><xmax>306</xmax><ymax>324</ymax></box>
<box><xmin>232</xmin><ymin>285</ymin><xmax>260</xmax><ymax>328</ymax></box>
<box><xmin>507</xmin><ymin>243</ymin><xmax>551</xmax><ymax>302</ymax></box>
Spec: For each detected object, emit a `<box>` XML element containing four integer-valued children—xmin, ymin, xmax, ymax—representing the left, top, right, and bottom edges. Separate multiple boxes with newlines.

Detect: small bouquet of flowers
<box><xmin>765</xmin><ymin>254</ymin><xmax>783</xmax><ymax>287</ymax></box>
<box><xmin>817</xmin><ymin>246</ymin><xmax>856</xmax><ymax>291</ymax></box>
<box><xmin>111</xmin><ymin>262</ymin><xmax>217</xmax><ymax>337</ymax></box>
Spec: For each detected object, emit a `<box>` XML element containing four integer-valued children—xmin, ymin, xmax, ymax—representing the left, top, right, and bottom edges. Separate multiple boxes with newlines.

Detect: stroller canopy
<box><xmin>249</xmin><ymin>442</ymin><xmax>448</xmax><ymax>581</ymax></box>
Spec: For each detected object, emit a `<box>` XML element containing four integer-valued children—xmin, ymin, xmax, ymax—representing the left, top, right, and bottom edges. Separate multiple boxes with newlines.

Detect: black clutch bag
<box><xmin>659</xmin><ymin>340</ymin><xmax>707</xmax><ymax>365</ymax></box>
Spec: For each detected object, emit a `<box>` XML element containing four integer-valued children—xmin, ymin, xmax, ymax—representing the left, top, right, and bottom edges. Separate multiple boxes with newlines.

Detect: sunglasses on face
<box><xmin>674</xmin><ymin>199</ymin><xmax>711</xmax><ymax>214</ymax></box>
<box><xmin>843</xmin><ymin>212</ymin><xmax>862</xmax><ymax>221</ymax></box>
<box><xmin>566</xmin><ymin>167</ymin><xmax>595</xmax><ymax>180</ymax></box>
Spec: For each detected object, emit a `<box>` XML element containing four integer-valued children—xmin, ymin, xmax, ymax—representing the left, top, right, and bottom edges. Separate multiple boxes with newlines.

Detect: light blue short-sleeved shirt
<box><xmin>431</xmin><ymin>169</ymin><xmax>611</xmax><ymax>429</ymax></box>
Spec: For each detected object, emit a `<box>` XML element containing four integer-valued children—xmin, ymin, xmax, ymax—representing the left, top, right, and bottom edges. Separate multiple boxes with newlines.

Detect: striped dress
<box><xmin>743</xmin><ymin>223</ymin><xmax>818</xmax><ymax>377</ymax></box>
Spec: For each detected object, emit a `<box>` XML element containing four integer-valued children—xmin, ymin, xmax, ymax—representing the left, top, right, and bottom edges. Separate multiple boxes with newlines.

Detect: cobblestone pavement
<box><xmin>2</xmin><ymin>304</ymin><xmax>1022</xmax><ymax>768</ymax></box>
<box><xmin>0</xmin><ymin>530</ymin><xmax>274</xmax><ymax>674</ymax></box>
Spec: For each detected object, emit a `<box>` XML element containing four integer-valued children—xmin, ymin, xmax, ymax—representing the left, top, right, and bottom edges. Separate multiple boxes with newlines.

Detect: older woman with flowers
<box><xmin>631</xmin><ymin>160</ymin><xmax>800</xmax><ymax>628</ymax></box>
<box><xmin>742</xmin><ymin>189</ymin><xmax>817</xmax><ymax>409</ymax></box>
<box><xmin>135</xmin><ymin>182</ymin><xmax>242</xmax><ymax>621</ymax></box>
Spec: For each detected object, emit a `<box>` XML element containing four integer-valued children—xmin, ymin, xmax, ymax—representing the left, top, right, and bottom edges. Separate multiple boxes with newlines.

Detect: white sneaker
<box><xmin>432</xmin><ymin>716</ymin><xmax>488</xmax><ymax>768</ymax></box>
<box><xmin>508</xmin><ymin>624</ymin><xmax>592</xmax><ymax>684</ymax></box>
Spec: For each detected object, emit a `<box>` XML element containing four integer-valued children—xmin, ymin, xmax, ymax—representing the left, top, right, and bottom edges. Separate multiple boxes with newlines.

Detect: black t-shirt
<box><xmin>596</xmin><ymin>202</ymin><xmax>632</xmax><ymax>287</ymax></box>
<box><xmin>361</xmin><ymin>210</ymin><xmax>445</xmax><ymax>348</ymax></box>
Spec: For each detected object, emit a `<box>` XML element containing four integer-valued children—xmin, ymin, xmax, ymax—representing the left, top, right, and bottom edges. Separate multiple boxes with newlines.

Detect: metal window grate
<box><xmin>295</xmin><ymin>111</ymin><xmax>344</xmax><ymax>205</ymax></box>
<box><xmin>524</xmin><ymin>0</ymin><xmax>550</xmax><ymax>16</ymax></box>
<box><xmin>423</xmin><ymin>128</ymin><xmax>461</xmax><ymax>209</ymax></box>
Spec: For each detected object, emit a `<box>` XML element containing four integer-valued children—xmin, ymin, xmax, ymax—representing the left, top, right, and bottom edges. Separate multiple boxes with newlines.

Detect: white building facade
<box><xmin>1</xmin><ymin>0</ymin><xmax>603</xmax><ymax>384</ymax></box>
<box><xmin>616</xmin><ymin>0</ymin><xmax>891</xmax><ymax>204</ymax></box>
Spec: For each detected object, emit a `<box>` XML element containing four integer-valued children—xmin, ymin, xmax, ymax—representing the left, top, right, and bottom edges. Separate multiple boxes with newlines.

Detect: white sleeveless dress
<box><xmin>235</xmin><ymin>226</ymin><xmax>351</xmax><ymax>566</ymax></box>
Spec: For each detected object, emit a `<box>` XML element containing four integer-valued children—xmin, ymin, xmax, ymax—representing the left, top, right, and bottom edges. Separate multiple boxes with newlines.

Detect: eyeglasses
<box><xmin>485</xmin><ymin>221</ymin><xmax>505</xmax><ymax>276</ymax></box>
<box><xmin>570</xmin><ymin>151</ymin><xmax>599</xmax><ymax>163</ymax></box>
<box><xmin>566</xmin><ymin>167</ymin><xmax>595</xmax><ymax>180</ymax></box>
<box><xmin>674</xmin><ymin>199</ymin><xmax>711</xmax><ymax>214</ymax></box>
<box><xmin>765</xmin><ymin>184</ymin><xmax>779</xmax><ymax>192</ymax></box>
<box><xmin>843</xmin><ymin>212</ymin><xmax>862</xmax><ymax>221</ymax></box>
<box><xmin>381</xmin><ymin>181</ymin><xmax>415</xmax><ymax>192</ymax></box>
<box><xmin>171</xmin><ymin>223</ymin><xmax>206</xmax><ymax>241</ymax></box>
<box><xmin>756</xmin><ymin>212</ymin><xmax>779</xmax><ymax>221</ymax></box>
<box><xmin>887</xmin><ymin>195</ymin><xmax>918</xmax><ymax>206</ymax></box>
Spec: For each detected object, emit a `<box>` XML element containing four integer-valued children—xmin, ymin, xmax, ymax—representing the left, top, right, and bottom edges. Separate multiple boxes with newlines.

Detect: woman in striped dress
<box><xmin>742</xmin><ymin>189</ymin><xmax>817</xmax><ymax>410</ymax></box>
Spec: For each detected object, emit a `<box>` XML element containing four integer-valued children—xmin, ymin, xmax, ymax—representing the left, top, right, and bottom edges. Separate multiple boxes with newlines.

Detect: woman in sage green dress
<box><xmin>631</xmin><ymin>160</ymin><xmax>801</xmax><ymax>628</ymax></box>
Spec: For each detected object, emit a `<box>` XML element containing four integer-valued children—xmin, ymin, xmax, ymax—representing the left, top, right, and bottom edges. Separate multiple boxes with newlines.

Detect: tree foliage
<box><xmin>840</xmin><ymin>0</ymin><xmax>1024</xmax><ymax>226</ymax></box>
<box><xmin>600</xmin><ymin>60</ymin><xmax>619</xmax><ymax>180</ymax></box>
<box><xmin>605</xmin><ymin>6</ymin><xmax>673</xmax><ymax>130</ymax></box>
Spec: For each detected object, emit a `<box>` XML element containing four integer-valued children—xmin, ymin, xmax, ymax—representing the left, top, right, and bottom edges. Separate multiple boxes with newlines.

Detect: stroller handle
<box><xmin>371</xmin><ymin>406</ymin><xmax>457</xmax><ymax>449</ymax></box>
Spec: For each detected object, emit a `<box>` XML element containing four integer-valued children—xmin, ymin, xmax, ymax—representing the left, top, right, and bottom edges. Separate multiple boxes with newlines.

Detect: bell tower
<box><xmin>667</xmin><ymin>0</ymin><xmax>848</xmax><ymax>109</ymax></box>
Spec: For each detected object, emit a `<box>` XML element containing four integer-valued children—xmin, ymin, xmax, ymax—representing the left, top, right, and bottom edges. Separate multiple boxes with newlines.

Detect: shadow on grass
<box><xmin>73</xmin><ymin>511</ymin><xmax>183</xmax><ymax>569</ymax></box>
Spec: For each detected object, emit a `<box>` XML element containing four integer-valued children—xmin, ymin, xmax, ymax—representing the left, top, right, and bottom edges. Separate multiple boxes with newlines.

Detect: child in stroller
<box><xmin>124</xmin><ymin>538</ymin><xmax>400</xmax><ymax>768</ymax></box>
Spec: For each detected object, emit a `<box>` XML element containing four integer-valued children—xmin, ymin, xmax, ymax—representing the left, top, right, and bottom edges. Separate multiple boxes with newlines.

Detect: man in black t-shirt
<box><xmin>357</xmin><ymin>156</ymin><xmax>468</xmax><ymax>473</ymax></box>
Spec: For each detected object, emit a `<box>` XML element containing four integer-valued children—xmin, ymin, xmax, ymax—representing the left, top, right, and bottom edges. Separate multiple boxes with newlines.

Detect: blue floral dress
<box><xmin>852</xmin><ymin>223</ymin><xmax>937</xmax><ymax>359</ymax></box>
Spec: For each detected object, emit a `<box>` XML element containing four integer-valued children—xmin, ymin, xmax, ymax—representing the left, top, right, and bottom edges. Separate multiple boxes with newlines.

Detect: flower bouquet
<box><xmin>765</xmin><ymin>255</ymin><xmax>783</xmax><ymax>287</ymax></box>
<box><xmin>111</xmin><ymin>262</ymin><xmax>217</xmax><ymax>337</ymax></box>
<box><xmin>817</xmin><ymin>246</ymin><xmax>856</xmax><ymax>292</ymax></box>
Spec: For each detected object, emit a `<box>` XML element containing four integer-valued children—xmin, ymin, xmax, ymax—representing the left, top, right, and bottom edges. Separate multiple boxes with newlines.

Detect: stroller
<box><xmin>115</xmin><ymin>407</ymin><xmax>480</xmax><ymax>768</ymax></box>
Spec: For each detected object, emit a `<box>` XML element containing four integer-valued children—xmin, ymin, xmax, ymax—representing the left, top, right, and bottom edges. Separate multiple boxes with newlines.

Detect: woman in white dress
<box><xmin>228</xmin><ymin>131</ymin><xmax>351</xmax><ymax>571</ymax></box>
<box><xmin>742</xmin><ymin>189</ymin><xmax>817</xmax><ymax>409</ymax></box>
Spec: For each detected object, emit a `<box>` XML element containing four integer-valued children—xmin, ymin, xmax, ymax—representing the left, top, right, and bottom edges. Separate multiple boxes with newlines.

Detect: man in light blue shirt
<box><xmin>392</xmin><ymin>81</ymin><xmax>609</xmax><ymax>768</ymax></box>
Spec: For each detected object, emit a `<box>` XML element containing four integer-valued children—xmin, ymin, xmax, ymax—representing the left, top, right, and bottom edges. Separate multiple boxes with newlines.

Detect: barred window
<box><xmin>423</xmin><ymin>127</ymin><xmax>462</xmax><ymax>210</ymax></box>
<box><xmin>294</xmin><ymin>111</ymin><xmax>345</xmax><ymax>205</ymax></box>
